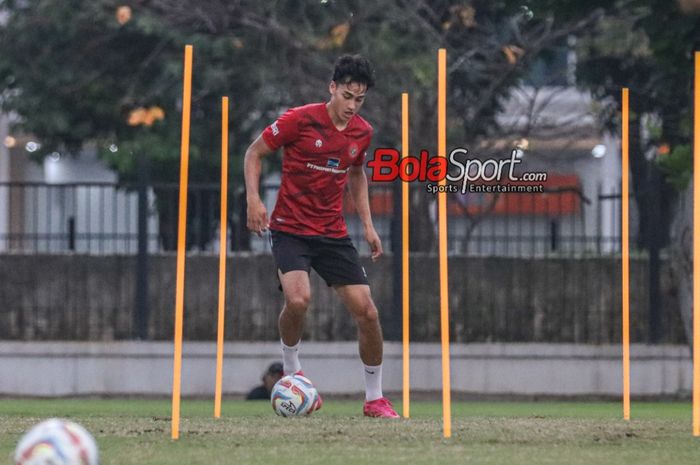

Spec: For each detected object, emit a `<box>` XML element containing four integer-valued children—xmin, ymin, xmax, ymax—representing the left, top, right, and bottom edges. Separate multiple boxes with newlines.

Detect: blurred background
<box><xmin>0</xmin><ymin>0</ymin><xmax>698</xmax><ymax>398</ymax></box>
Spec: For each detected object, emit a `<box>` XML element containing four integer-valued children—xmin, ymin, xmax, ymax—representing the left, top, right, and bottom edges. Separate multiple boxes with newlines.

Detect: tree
<box><xmin>575</xmin><ymin>0</ymin><xmax>700</xmax><ymax>343</ymax></box>
<box><xmin>0</xmin><ymin>0</ymin><xmax>612</xmax><ymax>251</ymax></box>
<box><xmin>0</xmin><ymin>0</ymin><xmax>265</xmax><ymax>248</ymax></box>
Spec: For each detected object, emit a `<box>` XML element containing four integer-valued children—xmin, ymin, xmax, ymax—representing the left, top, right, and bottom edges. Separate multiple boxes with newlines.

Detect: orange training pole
<box><xmin>437</xmin><ymin>48</ymin><xmax>452</xmax><ymax>438</ymax></box>
<box><xmin>171</xmin><ymin>44</ymin><xmax>193</xmax><ymax>440</ymax></box>
<box><xmin>621</xmin><ymin>87</ymin><xmax>630</xmax><ymax>422</ymax></box>
<box><xmin>214</xmin><ymin>96</ymin><xmax>230</xmax><ymax>418</ymax></box>
<box><xmin>693</xmin><ymin>51</ymin><xmax>700</xmax><ymax>437</ymax></box>
<box><xmin>401</xmin><ymin>92</ymin><xmax>410</xmax><ymax>419</ymax></box>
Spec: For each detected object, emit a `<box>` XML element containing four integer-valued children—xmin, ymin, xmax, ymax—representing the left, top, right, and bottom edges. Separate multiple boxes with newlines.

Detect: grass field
<box><xmin>1</xmin><ymin>399</ymin><xmax>698</xmax><ymax>465</ymax></box>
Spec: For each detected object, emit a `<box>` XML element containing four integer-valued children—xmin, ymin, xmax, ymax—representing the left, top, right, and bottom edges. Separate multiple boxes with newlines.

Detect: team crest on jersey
<box><xmin>315</xmin><ymin>139</ymin><xmax>323</xmax><ymax>148</ymax></box>
<box><xmin>349</xmin><ymin>143</ymin><xmax>359</xmax><ymax>158</ymax></box>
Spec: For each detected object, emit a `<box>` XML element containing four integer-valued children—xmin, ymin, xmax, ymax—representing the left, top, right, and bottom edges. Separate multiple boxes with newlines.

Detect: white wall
<box><xmin>0</xmin><ymin>342</ymin><xmax>690</xmax><ymax>398</ymax></box>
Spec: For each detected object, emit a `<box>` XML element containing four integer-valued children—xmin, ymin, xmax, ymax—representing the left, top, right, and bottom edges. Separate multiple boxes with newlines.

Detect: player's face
<box><xmin>328</xmin><ymin>80</ymin><xmax>367</xmax><ymax>123</ymax></box>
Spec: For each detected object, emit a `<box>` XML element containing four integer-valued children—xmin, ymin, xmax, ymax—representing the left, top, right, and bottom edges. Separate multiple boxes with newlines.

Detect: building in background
<box><xmin>0</xmin><ymin>113</ymin><xmax>156</xmax><ymax>254</ymax></box>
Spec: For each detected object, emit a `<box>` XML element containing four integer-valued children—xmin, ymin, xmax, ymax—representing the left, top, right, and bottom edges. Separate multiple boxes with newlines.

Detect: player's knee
<box><xmin>286</xmin><ymin>294</ymin><xmax>310</xmax><ymax>315</ymax></box>
<box><xmin>355</xmin><ymin>302</ymin><xmax>379</xmax><ymax>325</ymax></box>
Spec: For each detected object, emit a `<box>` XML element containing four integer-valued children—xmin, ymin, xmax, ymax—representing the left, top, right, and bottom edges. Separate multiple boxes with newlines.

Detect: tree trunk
<box><xmin>669</xmin><ymin>179</ymin><xmax>693</xmax><ymax>346</ymax></box>
<box><xmin>408</xmin><ymin>93</ymin><xmax>438</xmax><ymax>252</ymax></box>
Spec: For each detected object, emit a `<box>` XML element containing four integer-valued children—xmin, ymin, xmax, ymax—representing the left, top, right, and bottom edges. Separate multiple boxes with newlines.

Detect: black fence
<box><xmin>1</xmin><ymin>181</ymin><xmax>680</xmax><ymax>344</ymax></box>
<box><xmin>0</xmin><ymin>254</ymin><xmax>686</xmax><ymax>344</ymax></box>
<box><xmin>0</xmin><ymin>182</ymin><xmax>244</xmax><ymax>254</ymax></box>
<box><xmin>0</xmin><ymin>181</ymin><xmax>634</xmax><ymax>257</ymax></box>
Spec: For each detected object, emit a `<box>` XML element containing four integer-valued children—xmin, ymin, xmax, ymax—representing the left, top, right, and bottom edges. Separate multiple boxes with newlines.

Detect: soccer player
<box><xmin>244</xmin><ymin>54</ymin><xmax>399</xmax><ymax>418</ymax></box>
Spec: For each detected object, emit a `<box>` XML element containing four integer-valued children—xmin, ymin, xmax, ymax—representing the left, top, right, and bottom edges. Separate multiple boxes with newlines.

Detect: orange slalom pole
<box><xmin>693</xmin><ymin>51</ymin><xmax>700</xmax><ymax>437</ymax></box>
<box><xmin>214</xmin><ymin>97</ymin><xmax>230</xmax><ymax>419</ymax></box>
<box><xmin>171</xmin><ymin>44</ymin><xmax>193</xmax><ymax>440</ymax></box>
<box><xmin>437</xmin><ymin>48</ymin><xmax>452</xmax><ymax>438</ymax></box>
<box><xmin>621</xmin><ymin>87</ymin><xmax>630</xmax><ymax>422</ymax></box>
<box><xmin>401</xmin><ymin>92</ymin><xmax>410</xmax><ymax>419</ymax></box>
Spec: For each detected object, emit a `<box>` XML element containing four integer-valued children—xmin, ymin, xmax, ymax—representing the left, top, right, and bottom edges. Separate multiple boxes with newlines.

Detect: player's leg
<box><xmin>333</xmin><ymin>284</ymin><xmax>382</xmax><ymax>368</ymax></box>
<box><xmin>334</xmin><ymin>284</ymin><xmax>398</xmax><ymax>418</ymax></box>
<box><xmin>311</xmin><ymin>235</ymin><xmax>397</xmax><ymax>418</ymax></box>
<box><xmin>278</xmin><ymin>269</ymin><xmax>323</xmax><ymax>411</ymax></box>
<box><xmin>310</xmin><ymin>238</ymin><xmax>380</xmax><ymax>368</ymax></box>
<box><xmin>278</xmin><ymin>269</ymin><xmax>311</xmax><ymax>374</ymax></box>
<box><xmin>271</xmin><ymin>230</ymin><xmax>313</xmax><ymax>375</ymax></box>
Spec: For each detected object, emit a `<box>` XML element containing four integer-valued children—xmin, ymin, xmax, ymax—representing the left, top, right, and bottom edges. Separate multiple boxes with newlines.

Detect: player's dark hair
<box><xmin>331</xmin><ymin>54</ymin><xmax>375</xmax><ymax>89</ymax></box>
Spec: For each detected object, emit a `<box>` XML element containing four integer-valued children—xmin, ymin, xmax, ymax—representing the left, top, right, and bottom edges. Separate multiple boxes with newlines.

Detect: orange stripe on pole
<box><xmin>621</xmin><ymin>87</ymin><xmax>630</xmax><ymax>422</ymax></box>
<box><xmin>401</xmin><ymin>92</ymin><xmax>410</xmax><ymax>419</ymax></box>
<box><xmin>438</xmin><ymin>48</ymin><xmax>452</xmax><ymax>439</ymax></box>
<box><xmin>693</xmin><ymin>51</ymin><xmax>700</xmax><ymax>437</ymax></box>
<box><xmin>214</xmin><ymin>96</ymin><xmax>230</xmax><ymax>419</ymax></box>
<box><xmin>171</xmin><ymin>44</ymin><xmax>193</xmax><ymax>440</ymax></box>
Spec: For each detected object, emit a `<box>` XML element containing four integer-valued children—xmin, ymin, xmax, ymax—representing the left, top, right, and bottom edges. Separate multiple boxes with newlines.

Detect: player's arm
<box><xmin>244</xmin><ymin>135</ymin><xmax>274</xmax><ymax>235</ymax></box>
<box><xmin>348</xmin><ymin>164</ymin><xmax>383</xmax><ymax>261</ymax></box>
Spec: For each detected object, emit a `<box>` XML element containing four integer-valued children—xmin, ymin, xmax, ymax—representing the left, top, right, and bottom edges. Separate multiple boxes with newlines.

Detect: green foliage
<box><xmin>577</xmin><ymin>0</ymin><xmax>699</xmax><ymax>145</ymax></box>
<box><xmin>0</xmin><ymin>0</ymin><xmax>247</xmax><ymax>182</ymax></box>
<box><xmin>575</xmin><ymin>0</ymin><xmax>699</xmax><ymax>251</ymax></box>
<box><xmin>0</xmin><ymin>0</ymin><xmax>611</xmax><ymax>184</ymax></box>
<box><xmin>658</xmin><ymin>144</ymin><xmax>692</xmax><ymax>191</ymax></box>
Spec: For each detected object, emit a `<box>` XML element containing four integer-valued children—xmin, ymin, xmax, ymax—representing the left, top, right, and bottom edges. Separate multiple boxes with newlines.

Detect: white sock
<box><xmin>363</xmin><ymin>363</ymin><xmax>383</xmax><ymax>401</ymax></box>
<box><xmin>281</xmin><ymin>340</ymin><xmax>301</xmax><ymax>375</ymax></box>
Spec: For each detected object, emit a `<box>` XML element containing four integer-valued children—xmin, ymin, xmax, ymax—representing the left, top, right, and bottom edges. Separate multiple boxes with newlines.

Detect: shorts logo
<box><xmin>271</xmin><ymin>122</ymin><xmax>280</xmax><ymax>136</ymax></box>
<box><xmin>362</xmin><ymin>267</ymin><xmax>367</xmax><ymax>278</ymax></box>
<box><xmin>349</xmin><ymin>143</ymin><xmax>359</xmax><ymax>158</ymax></box>
<box><xmin>326</xmin><ymin>158</ymin><xmax>340</xmax><ymax>168</ymax></box>
<box><xmin>315</xmin><ymin>139</ymin><xmax>323</xmax><ymax>148</ymax></box>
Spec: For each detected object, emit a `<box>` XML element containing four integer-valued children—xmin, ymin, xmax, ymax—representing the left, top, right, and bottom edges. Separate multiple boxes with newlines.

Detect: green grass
<box><xmin>0</xmin><ymin>399</ymin><xmax>698</xmax><ymax>465</ymax></box>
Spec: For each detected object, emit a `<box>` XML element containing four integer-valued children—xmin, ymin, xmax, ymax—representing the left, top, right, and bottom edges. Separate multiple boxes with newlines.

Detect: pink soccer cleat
<box><xmin>363</xmin><ymin>397</ymin><xmax>399</xmax><ymax>418</ymax></box>
<box><xmin>294</xmin><ymin>371</ymin><xmax>323</xmax><ymax>412</ymax></box>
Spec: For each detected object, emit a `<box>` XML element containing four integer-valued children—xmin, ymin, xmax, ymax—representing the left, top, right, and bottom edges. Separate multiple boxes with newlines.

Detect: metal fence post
<box><xmin>134</xmin><ymin>152</ymin><xmax>150</xmax><ymax>339</ymax></box>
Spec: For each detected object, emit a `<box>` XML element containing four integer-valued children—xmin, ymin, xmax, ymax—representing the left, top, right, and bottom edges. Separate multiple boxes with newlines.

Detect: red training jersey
<box><xmin>261</xmin><ymin>102</ymin><xmax>373</xmax><ymax>238</ymax></box>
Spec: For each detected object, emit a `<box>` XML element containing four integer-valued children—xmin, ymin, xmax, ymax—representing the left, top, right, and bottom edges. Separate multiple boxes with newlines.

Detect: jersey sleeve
<box><xmin>352</xmin><ymin>127</ymin><xmax>373</xmax><ymax>166</ymax></box>
<box><xmin>261</xmin><ymin>108</ymin><xmax>301</xmax><ymax>151</ymax></box>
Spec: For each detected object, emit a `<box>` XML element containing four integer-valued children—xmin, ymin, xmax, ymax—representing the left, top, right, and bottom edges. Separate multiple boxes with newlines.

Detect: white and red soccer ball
<box><xmin>271</xmin><ymin>374</ymin><xmax>320</xmax><ymax>417</ymax></box>
<box><xmin>14</xmin><ymin>418</ymin><xmax>99</xmax><ymax>465</ymax></box>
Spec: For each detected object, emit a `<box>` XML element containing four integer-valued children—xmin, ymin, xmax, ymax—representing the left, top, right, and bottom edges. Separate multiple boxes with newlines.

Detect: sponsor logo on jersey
<box><xmin>326</xmin><ymin>158</ymin><xmax>340</xmax><ymax>168</ymax></box>
<box><xmin>349</xmin><ymin>143</ymin><xmax>359</xmax><ymax>158</ymax></box>
<box><xmin>306</xmin><ymin>162</ymin><xmax>348</xmax><ymax>174</ymax></box>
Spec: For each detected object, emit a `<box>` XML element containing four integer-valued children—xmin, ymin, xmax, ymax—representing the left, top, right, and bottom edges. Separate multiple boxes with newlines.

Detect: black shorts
<box><xmin>270</xmin><ymin>229</ymin><xmax>369</xmax><ymax>287</ymax></box>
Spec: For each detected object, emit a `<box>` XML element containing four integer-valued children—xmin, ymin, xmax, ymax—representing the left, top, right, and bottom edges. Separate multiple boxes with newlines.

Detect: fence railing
<box><xmin>0</xmin><ymin>254</ymin><xmax>686</xmax><ymax>344</ymax></box>
<box><xmin>0</xmin><ymin>181</ymin><xmax>635</xmax><ymax>257</ymax></box>
<box><xmin>0</xmin><ymin>181</ymin><xmax>683</xmax><ymax>344</ymax></box>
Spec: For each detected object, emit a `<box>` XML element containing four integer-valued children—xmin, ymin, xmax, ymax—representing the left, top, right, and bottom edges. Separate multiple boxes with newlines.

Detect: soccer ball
<box><xmin>271</xmin><ymin>374</ymin><xmax>319</xmax><ymax>417</ymax></box>
<box><xmin>14</xmin><ymin>418</ymin><xmax>99</xmax><ymax>465</ymax></box>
